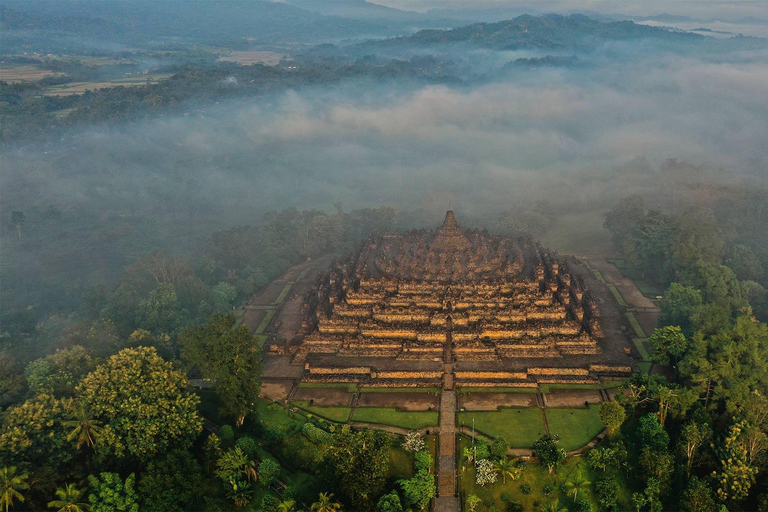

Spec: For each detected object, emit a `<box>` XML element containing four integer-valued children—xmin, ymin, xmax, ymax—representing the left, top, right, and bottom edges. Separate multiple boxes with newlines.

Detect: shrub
<box><xmin>218</xmin><ymin>425</ymin><xmax>235</xmax><ymax>447</ymax></box>
<box><xmin>520</xmin><ymin>484</ymin><xmax>531</xmax><ymax>494</ymax></box>
<box><xmin>595</xmin><ymin>477</ymin><xmax>618</xmax><ymax>511</ymax></box>
<box><xmin>235</xmin><ymin>436</ymin><xmax>258</xmax><ymax>458</ymax></box>
<box><xmin>543</xmin><ymin>484</ymin><xmax>553</xmax><ymax>495</ymax></box>
<box><xmin>414</xmin><ymin>450</ymin><xmax>433</xmax><ymax>472</ymax></box>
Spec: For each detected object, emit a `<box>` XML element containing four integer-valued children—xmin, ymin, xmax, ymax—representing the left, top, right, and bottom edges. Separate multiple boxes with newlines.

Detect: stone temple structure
<box><xmin>292</xmin><ymin>212</ymin><xmax>631</xmax><ymax>389</ymax></box>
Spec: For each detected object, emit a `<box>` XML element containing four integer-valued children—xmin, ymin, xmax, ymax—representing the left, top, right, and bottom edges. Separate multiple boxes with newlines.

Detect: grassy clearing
<box><xmin>539</xmin><ymin>383</ymin><xmax>602</xmax><ymax>393</ymax></box>
<box><xmin>458</xmin><ymin>408</ymin><xmax>546</xmax><ymax>448</ymax></box>
<box><xmin>458</xmin><ymin>386</ymin><xmax>538</xmax><ymax>395</ymax></box>
<box><xmin>271</xmin><ymin>281</ymin><xmax>294</xmax><ymax>305</ymax></box>
<box><xmin>632</xmin><ymin>337</ymin><xmax>651</xmax><ymax>361</ymax></box>
<box><xmin>255</xmin><ymin>309</ymin><xmax>276</xmax><ymax>334</ymax></box>
<box><xmin>352</xmin><ymin>408</ymin><xmax>439</xmax><ymax>429</ymax></box>
<box><xmin>458</xmin><ymin>436</ymin><xmax>629</xmax><ymax>512</ymax></box>
<box><xmin>625</xmin><ymin>312</ymin><xmax>647</xmax><ymax>337</ymax></box>
<box><xmin>545</xmin><ymin>405</ymin><xmax>604</xmax><ymax>450</ymax></box>
<box><xmin>292</xmin><ymin>401</ymin><xmax>351</xmax><ymax>422</ymax></box>
<box><xmin>607</xmin><ymin>283</ymin><xmax>628</xmax><ymax>307</ymax></box>
<box><xmin>360</xmin><ymin>387</ymin><xmax>440</xmax><ymax>394</ymax></box>
<box><xmin>298</xmin><ymin>382</ymin><xmax>358</xmax><ymax>393</ymax></box>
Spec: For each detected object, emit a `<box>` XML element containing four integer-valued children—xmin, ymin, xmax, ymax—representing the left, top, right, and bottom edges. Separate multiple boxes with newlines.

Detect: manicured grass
<box><xmin>298</xmin><ymin>267</ymin><xmax>311</xmax><ymax>279</ymax></box>
<box><xmin>625</xmin><ymin>312</ymin><xmax>647</xmax><ymax>337</ymax></box>
<box><xmin>458</xmin><ymin>386</ymin><xmax>538</xmax><ymax>395</ymax></box>
<box><xmin>601</xmin><ymin>380</ymin><xmax>627</xmax><ymax>389</ymax></box>
<box><xmin>255</xmin><ymin>334</ymin><xmax>268</xmax><ymax>345</ymax></box>
<box><xmin>539</xmin><ymin>383</ymin><xmax>602</xmax><ymax>393</ymax></box>
<box><xmin>292</xmin><ymin>401</ymin><xmax>351</xmax><ymax>422</ymax></box>
<box><xmin>254</xmin><ymin>398</ymin><xmax>306</xmax><ymax>429</ymax></box>
<box><xmin>298</xmin><ymin>382</ymin><xmax>359</xmax><ymax>393</ymax></box>
<box><xmin>632</xmin><ymin>337</ymin><xmax>651</xmax><ymax>361</ymax></box>
<box><xmin>255</xmin><ymin>309</ymin><xmax>276</xmax><ymax>334</ymax></box>
<box><xmin>360</xmin><ymin>387</ymin><xmax>441</xmax><ymax>394</ymax></box>
<box><xmin>545</xmin><ymin>405</ymin><xmax>604</xmax><ymax>450</ymax></box>
<box><xmin>352</xmin><ymin>408</ymin><xmax>439</xmax><ymax>429</ymax></box>
<box><xmin>639</xmin><ymin>361</ymin><xmax>653</xmax><ymax>374</ymax></box>
<box><xmin>271</xmin><ymin>282</ymin><xmax>294</xmax><ymax>305</ymax></box>
<box><xmin>458</xmin><ymin>408</ymin><xmax>546</xmax><ymax>448</ymax></box>
<box><xmin>592</xmin><ymin>269</ymin><xmax>606</xmax><ymax>283</ymax></box>
<box><xmin>607</xmin><ymin>283</ymin><xmax>628</xmax><ymax>307</ymax></box>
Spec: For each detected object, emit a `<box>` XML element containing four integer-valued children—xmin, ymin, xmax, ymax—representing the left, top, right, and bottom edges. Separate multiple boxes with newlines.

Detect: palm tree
<box><xmin>47</xmin><ymin>483</ymin><xmax>90</xmax><ymax>512</ymax></box>
<box><xmin>63</xmin><ymin>403</ymin><xmax>103</xmax><ymax>449</ymax></box>
<box><xmin>0</xmin><ymin>466</ymin><xmax>29</xmax><ymax>512</ymax></box>
<box><xmin>277</xmin><ymin>499</ymin><xmax>296</xmax><ymax>512</ymax></box>
<box><xmin>311</xmin><ymin>492</ymin><xmax>342</xmax><ymax>512</ymax></box>
<box><xmin>564</xmin><ymin>471</ymin><xmax>591</xmax><ymax>501</ymax></box>
<box><xmin>541</xmin><ymin>501</ymin><xmax>569</xmax><ymax>512</ymax></box>
<box><xmin>494</xmin><ymin>457</ymin><xmax>521</xmax><ymax>484</ymax></box>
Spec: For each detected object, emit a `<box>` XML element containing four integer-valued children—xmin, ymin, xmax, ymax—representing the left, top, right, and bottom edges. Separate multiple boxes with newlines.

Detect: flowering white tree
<box><xmin>475</xmin><ymin>459</ymin><xmax>498</xmax><ymax>486</ymax></box>
<box><xmin>403</xmin><ymin>431</ymin><xmax>426</xmax><ymax>452</ymax></box>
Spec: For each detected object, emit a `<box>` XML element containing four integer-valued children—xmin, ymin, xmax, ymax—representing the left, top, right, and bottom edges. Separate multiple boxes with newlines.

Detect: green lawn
<box><xmin>298</xmin><ymin>267</ymin><xmax>311</xmax><ymax>279</ymax></box>
<box><xmin>639</xmin><ymin>361</ymin><xmax>653</xmax><ymax>375</ymax></box>
<box><xmin>272</xmin><ymin>281</ymin><xmax>295</xmax><ymax>305</ymax></box>
<box><xmin>458</xmin><ymin>436</ymin><xmax>630</xmax><ymax>512</ymax></box>
<box><xmin>632</xmin><ymin>337</ymin><xmax>651</xmax><ymax>361</ymax></box>
<box><xmin>297</xmin><ymin>382</ymin><xmax>359</xmax><ymax>393</ymax></box>
<box><xmin>458</xmin><ymin>408</ymin><xmax>546</xmax><ymax>448</ymax></box>
<box><xmin>458</xmin><ymin>386</ymin><xmax>538</xmax><ymax>395</ymax></box>
<box><xmin>539</xmin><ymin>383</ymin><xmax>602</xmax><ymax>393</ymax></box>
<box><xmin>255</xmin><ymin>309</ymin><xmax>276</xmax><ymax>334</ymax></box>
<box><xmin>360</xmin><ymin>387</ymin><xmax>440</xmax><ymax>394</ymax></box>
<box><xmin>625</xmin><ymin>312</ymin><xmax>647</xmax><ymax>337</ymax></box>
<box><xmin>352</xmin><ymin>408</ymin><xmax>439</xmax><ymax>429</ymax></box>
<box><xmin>601</xmin><ymin>380</ymin><xmax>626</xmax><ymax>389</ymax></box>
<box><xmin>254</xmin><ymin>398</ymin><xmax>306</xmax><ymax>429</ymax></box>
<box><xmin>607</xmin><ymin>283</ymin><xmax>628</xmax><ymax>307</ymax></box>
<box><xmin>291</xmin><ymin>401</ymin><xmax>351</xmax><ymax>422</ymax></box>
<box><xmin>545</xmin><ymin>405</ymin><xmax>604</xmax><ymax>450</ymax></box>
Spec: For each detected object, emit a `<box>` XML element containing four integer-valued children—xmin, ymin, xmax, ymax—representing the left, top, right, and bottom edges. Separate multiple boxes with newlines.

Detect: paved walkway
<box><xmin>435</xmin><ymin>329</ymin><xmax>461</xmax><ymax>512</ymax></box>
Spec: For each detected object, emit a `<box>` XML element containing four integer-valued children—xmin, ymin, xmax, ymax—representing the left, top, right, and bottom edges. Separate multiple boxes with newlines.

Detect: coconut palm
<box><xmin>277</xmin><ymin>499</ymin><xmax>296</xmax><ymax>512</ymax></box>
<box><xmin>311</xmin><ymin>492</ymin><xmax>342</xmax><ymax>512</ymax></box>
<box><xmin>0</xmin><ymin>466</ymin><xmax>29</xmax><ymax>512</ymax></box>
<box><xmin>63</xmin><ymin>403</ymin><xmax>103</xmax><ymax>449</ymax></box>
<box><xmin>494</xmin><ymin>457</ymin><xmax>522</xmax><ymax>484</ymax></box>
<box><xmin>47</xmin><ymin>483</ymin><xmax>90</xmax><ymax>512</ymax></box>
<box><xmin>564</xmin><ymin>471</ymin><xmax>591</xmax><ymax>501</ymax></box>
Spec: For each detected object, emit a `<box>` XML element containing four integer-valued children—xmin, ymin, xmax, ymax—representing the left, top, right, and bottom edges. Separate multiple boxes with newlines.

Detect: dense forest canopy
<box><xmin>1</xmin><ymin>1</ymin><xmax>768</xmax><ymax>510</ymax></box>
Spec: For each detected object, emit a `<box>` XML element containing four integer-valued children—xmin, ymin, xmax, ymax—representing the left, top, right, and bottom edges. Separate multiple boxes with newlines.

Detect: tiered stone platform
<box><xmin>291</xmin><ymin>211</ymin><xmax>630</xmax><ymax>386</ymax></box>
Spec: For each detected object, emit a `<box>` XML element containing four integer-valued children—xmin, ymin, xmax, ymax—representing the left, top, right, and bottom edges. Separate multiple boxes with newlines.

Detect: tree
<box><xmin>637</xmin><ymin>413</ymin><xmax>669</xmax><ymax>451</ymax></box>
<box><xmin>180</xmin><ymin>313</ymin><xmax>262</xmax><ymax>426</ymax></box>
<box><xmin>87</xmin><ymin>473</ymin><xmax>139</xmax><ymax>512</ymax></box>
<box><xmin>0</xmin><ymin>353</ymin><xmax>24</xmax><ymax>410</ymax></box>
<box><xmin>533</xmin><ymin>435</ymin><xmax>566</xmax><ymax>474</ymax></box>
<box><xmin>494</xmin><ymin>457</ymin><xmax>521</xmax><ymax>484</ymax></box>
<box><xmin>402</xmin><ymin>431</ymin><xmax>426</xmax><ymax>453</ymax></box>
<box><xmin>277</xmin><ymin>499</ymin><xmax>297</xmax><ymax>512</ymax></box>
<box><xmin>678</xmin><ymin>421</ymin><xmax>712</xmax><ymax>478</ymax></box>
<box><xmin>0</xmin><ymin>394</ymin><xmax>73</xmax><ymax>472</ymax></box>
<box><xmin>138</xmin><ymin>449</ymin><xmax>203</xmax><ymax>512</ymax></box>
<box><xmin>10</xmin><ymin>211</ymin><xmax>24</xmax><ymax>240</ymax></box>
<box><xmin>258</xmin><ymin>458</ymin><xmax>281</xmax><ymax>488</ymax></box>
<box><xmin>598</xmin><ymin>401</ymin><xmax>626</xmax><ymax>435</ymax></box>
<box><xmin>714</xmin><ymin>420</ymin><xmax>758</xmax><ymax>503</ymax></box>
<box><xmin>48</xmin><ymin>483</ymin><xmax>90</xmax><ymax>512</ymax></box>
<box><xmin>604</xmin><ymin>196</ymin><xmax>645</xmax><ymax>247</ymax></box>
<box><xmin>649</xmin><ymin>325</ymin><xmax>688</xmax><ymax>367</ymax></box>
<box><xmin>490</xmin><ymin>436</ymin><xmax>511</xmax><ymax>460</ymax></box>
<box><xmin>76</xmin><ymin>347</ymin><xmax>202</xmax><ymax>462</ymax></box>
<box><xmin>64</xmin><ymin>402</ymin><xmax>102</xmax><ymax>450</ymax></box>
<box><xmin>311</xmin><ymin>492</ymin><xmax>343</xmax><ymax>512</ymax></box>
<box><xmin>326</xmin><ymin>426</ymin><xmax>389</xmax><ymax>510</ymax></box>
<box><xmin>0</xmin><ymin>467</ymin><xmax>28</xmax><ymax>512</ymax></box>
<box><xmin>681</xmin><ymin>477</ymin><xmax>717</xmax><ymax>512</ymax></box>
<box><xmin>564</xmin><ymin>471</ymin><xmax>591</xmax><ymax>501</ymax></box>
<box><xmin>660</xmin><ymin>283</ymin><xmax>703</xmax><ymax>337</ymax></box>
<box><xmin>466</xmin><ymin>494</ymin><xmax>482</xmax><ymax>512</ymax></box>
<box><xmin>215</xmin><ymin>447</ymin><xmax>258</xmax><ymax>484</ymax></box>
<box><xmin>399</xmin><ymin>469</ymin><xmax>435</xmax><ymax>510</ymax></box>
<box><xmin>375</xmin><ymin>491</ymin><xmax>403</xmax><ymax>512</ymax></box>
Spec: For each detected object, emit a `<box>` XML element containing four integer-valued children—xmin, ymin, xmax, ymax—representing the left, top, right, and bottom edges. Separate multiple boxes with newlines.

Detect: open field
<box><xmin>459</xmin><ymin>408</ymin><xmax>546</xmax><ymax>447</ymax></box>
<box><xmin>43</xmin><ymin>74</ymin><xmax>173</xmax><ymax>96</ymax></box>
<box><xmin>217</xmin><ymin>50</ymin><xmax>285</xmax><ymax>65</ymax></box>
<box><xmin>546</xmin><ymin>405</ymin><xmax>604</xmax><ymax>450</ymax></box>
<box><xmin>0</xmin><ymin>65</ymin><xmax>64</xmax><ymax>82</ymax></box>
<box><xmin>352</xmin><ymin>407</ymin><xmax>439</xmax><ymax>429</ymax></box>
